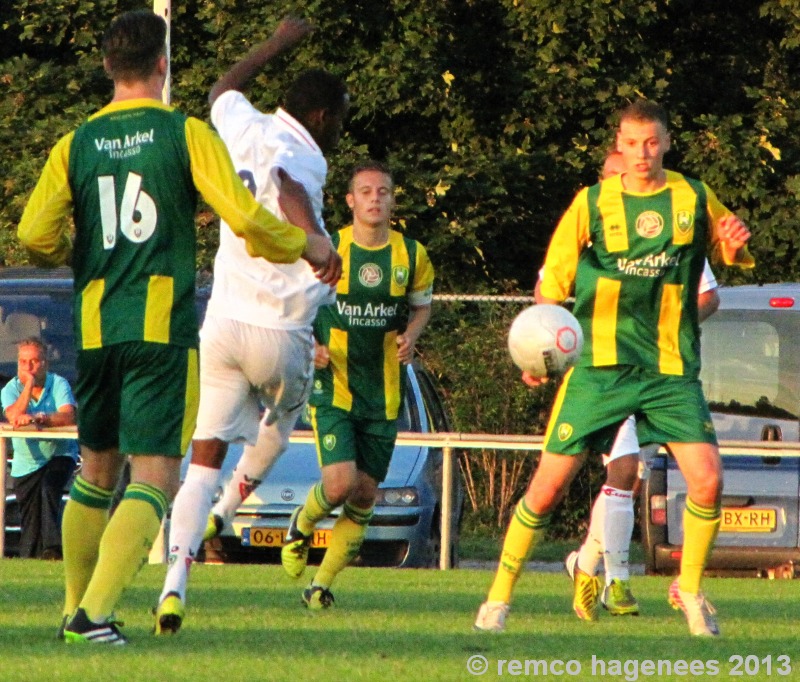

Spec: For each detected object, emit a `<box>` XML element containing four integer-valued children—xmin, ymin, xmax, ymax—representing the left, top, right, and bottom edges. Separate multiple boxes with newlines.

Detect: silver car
<box><xmin>192</xmin><ymin>362</ymin><xmax>463</xmax><ymax>569</ymax></box>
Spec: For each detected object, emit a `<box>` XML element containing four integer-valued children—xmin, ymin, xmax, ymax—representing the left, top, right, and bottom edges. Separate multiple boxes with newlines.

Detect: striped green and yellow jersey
<box><xmin>539</xmin><ymin>171</ymin><xmax>754</xmax><ymax>378</ymax></box>
<box><xmin>310</xmin><ymin>226</ymin><xmax>434</xmax><ymax>420</ymax></box>
<box><xmin>18</xmin><ymin>99</ymin><xmax>306</xmax><ymax>350</ymax></box>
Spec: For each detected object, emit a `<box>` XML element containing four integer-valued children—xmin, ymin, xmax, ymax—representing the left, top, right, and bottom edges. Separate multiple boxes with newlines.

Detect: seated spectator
<box><xmin>1</xmin><ymin>337</ymin><xmax>78</xmax><ymax>559</ymax></box>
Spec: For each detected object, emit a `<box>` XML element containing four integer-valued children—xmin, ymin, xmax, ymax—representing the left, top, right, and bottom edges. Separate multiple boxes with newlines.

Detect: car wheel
<box><xmin>424</xmin><ymin>514</ymin><xmax>459</xmax><ymax>569</ymax></box>
<box><xmin>639</xmin><ymin>460</ymin><xmax>667</xmax><ymax>576</ymax></box>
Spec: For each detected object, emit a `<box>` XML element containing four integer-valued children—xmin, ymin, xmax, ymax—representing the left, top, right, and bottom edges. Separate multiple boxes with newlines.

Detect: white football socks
<box><xmin>601</xmin><ymin>485</ymin><xmax>634</xmax><ymax>581</ymax></box>
<box><xmin>160</xmin><ymin>463</ymin><xmax>220</xmax><ymax>603</ymax></box>
<box><xmin>577</xmin><ymin>488</ymin><xmax>606</xmax><ymax>576</ymax></box>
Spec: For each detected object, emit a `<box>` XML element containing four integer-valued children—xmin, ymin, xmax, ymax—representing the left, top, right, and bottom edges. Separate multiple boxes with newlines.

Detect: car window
<box><xmin>701</xmin><ymin>310</ymin><xmax>800</xmax><ymax>421</ymax></box>
<box><xmin>0</xmin><ymin>293</ymin><xmax>76</xmax><ymax>387</ymax></box>
<box><xmin>0</xmin><ymin>278</ymin><xmax>211</xmax><ymax>390</ymax></box>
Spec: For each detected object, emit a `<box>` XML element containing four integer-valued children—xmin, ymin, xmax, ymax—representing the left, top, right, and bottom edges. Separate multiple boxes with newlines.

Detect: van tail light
<box><xmin>650</xmin><ymin>494</ymin><xmax>667</xmax><ymax>525</ymax></box>
<box><xmin>769</xmin><ymin>297</ymin><xmax>795</xmax><ymax>308</ymax></box>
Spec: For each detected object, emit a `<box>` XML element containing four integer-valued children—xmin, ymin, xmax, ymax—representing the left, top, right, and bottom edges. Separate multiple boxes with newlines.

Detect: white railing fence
<box><xmin>1</xmin><ymin>426</ymin><xmax>798</xmax><ymax>568</ymax></box>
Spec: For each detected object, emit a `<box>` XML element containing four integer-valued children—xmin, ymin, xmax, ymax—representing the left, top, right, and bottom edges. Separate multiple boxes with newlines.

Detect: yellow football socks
<box><xmin>61</xmin><ymin>476</ymin><xmax>113</xmax><ymax>618</ymax></box>
<box><xmin>297</xmin><ymin>482</ymin><xmax>334</xmax><ymax>536</ymax></box>
<box><xmin>487</xmin><ymin>499</ymin><xmax>550</xmax><ymax>604</ymax></box>
<box><xmin>79</xmin><ymin>483</ymin><xmax>168</xmax><ymax>623</ymax></box>
<box><xmin>679</xmin><ymin>497</ymin><xmax>721</xmax><ymax>594</ymax></box>
<box><xmin>312</xmin><ymin>502</ymin><xmax>373</xmax><ymax>589</ymax></box>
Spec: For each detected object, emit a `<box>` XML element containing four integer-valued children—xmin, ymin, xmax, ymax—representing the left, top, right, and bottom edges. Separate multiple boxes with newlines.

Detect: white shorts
<box><xmin>600</xmin><ymin>416</ymin><xmax>656</xmax><ymax>480</ymax></box>
<box><xmin>602</xmin><ymin>416</ymin><xmax>639</xmax><ymax>465</ymax></box>
<box><xmin>193</xmin><ymin>315</ymin><xmax>314</xmax><ymax>445</ymax></box>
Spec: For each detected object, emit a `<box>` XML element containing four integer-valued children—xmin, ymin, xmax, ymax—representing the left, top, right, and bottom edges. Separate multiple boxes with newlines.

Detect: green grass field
<box><xmin>0</xmin><ymin>560</ymin><xmax>797</xmax><ymax>682</ymax></box>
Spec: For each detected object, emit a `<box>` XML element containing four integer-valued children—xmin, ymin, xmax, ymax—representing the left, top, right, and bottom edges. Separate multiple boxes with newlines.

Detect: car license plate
<box><xmin>720</xmin><ymin>507</ymin><xmax>777</xmax><ymax>533</ymax></box>
<box><xmin>242</xmin><ymin>527</ymin><xmax>331</xmax><ymax>548</ymax></box>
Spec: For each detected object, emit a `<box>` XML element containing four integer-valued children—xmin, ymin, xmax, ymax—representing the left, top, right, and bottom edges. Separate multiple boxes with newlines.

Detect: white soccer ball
<box><xmin>507</xmin><ymin>304</ymin><xmax>584</xmax><ymax>379</ymax></box>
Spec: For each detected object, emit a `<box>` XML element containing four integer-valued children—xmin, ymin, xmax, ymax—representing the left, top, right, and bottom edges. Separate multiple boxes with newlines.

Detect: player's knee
<box><xmin>688</xmin><ymin>469</ymin><xmax>722</xmax><ymax>506</ymax></box>
<box><xmin>322</xmin><ymin>478</ymin><xmax>354</xmax><ymax>507</ymax></box>
<box><xmin>524</xmin><ymin>480</ymin><xmax>563</xmax><ymax>514</ymax></box>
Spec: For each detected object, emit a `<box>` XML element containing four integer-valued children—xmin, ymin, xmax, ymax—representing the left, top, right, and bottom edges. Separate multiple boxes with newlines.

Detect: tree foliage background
<box><xmin>3</xmin><ymin>0</ymin><xmax>800</xmax><ymax>533</ymax></box>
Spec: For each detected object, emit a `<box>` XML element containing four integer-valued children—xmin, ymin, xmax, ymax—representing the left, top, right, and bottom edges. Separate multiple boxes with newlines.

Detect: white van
<box><xmin>641</xmin><ymin>284</ymin><xmax>800</xmax><ymax>576</ymax></box>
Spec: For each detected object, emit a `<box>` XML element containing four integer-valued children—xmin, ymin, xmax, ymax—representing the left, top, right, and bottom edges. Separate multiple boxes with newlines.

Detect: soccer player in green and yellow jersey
<box><xmin>280</xmin><ymin>161</ymin><xmax>434</xmax><ymax>608</ymax></box>
<box><xmin>475</xmin><ymin>100</ymin><xmax>754</xmax><ymax>637</ymax></box>
<box><xmin>17</xmin><ymin>9</ymin><xmax>336</xmax><ymax>645</ymax></box>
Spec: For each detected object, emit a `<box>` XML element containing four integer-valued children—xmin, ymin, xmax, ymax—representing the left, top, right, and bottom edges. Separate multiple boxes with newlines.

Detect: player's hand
<box><xmin>521</xmin><ymin>370</ymin><xmax>549</xmax><ymax>387</ymax></box>
<box><xmin>315</xmin><ymin>247</ymin><xmax>342</xmax><ymax>286</ymax></box>
<box><xmin>314</xmin><ymin>342</ymin><xmax>330</xmax><ymax>369</ymax></box>
<box><xmin>302</xmin><ymin>234</ymin><xmax>342</xmax><ymax>286</ymax></box>
<box><xmin>272</xmin><ymin>16</ymin><xmax>314</xmax><ymax>49</ymax></box>
<box><xmin>718</xmin><ymin>213</ymin><xmax>751</xmax><ymax>261</ymax></box>
<box><xmin>396</xmin><ymin>333</ymin><xmax>416</xmax><ymax>365</ymax></box>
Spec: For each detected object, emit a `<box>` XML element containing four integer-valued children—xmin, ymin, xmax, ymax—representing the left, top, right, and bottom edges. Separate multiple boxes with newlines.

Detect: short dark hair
<box><xmin>284</xmin><ymin>69</ymin><xmax>348</xmax><ymax>121</ymax></box>
<box><xmin>102</xmin><ymin>10</ymin><xmax>167</xmax><ymax>82</ymax></box>
<box><xmin>348</xmin><ymin>161</ymin><xmax>394</xmax><ymax>191</ymax></box>
<box><xmin>619</xmin><ymin>99</ymin><xmax>669</xmax><ymax>129</ymax></box>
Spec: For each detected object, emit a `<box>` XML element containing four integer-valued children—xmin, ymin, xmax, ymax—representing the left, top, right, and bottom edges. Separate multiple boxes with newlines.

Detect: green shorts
<box><xmin>75</xmin><ymin>342</ymin><xmax>199</xmax><ymax>457</ymax></box>
<box><xmin>309</xmin><ymin>405</ymin><xmax>397</xmax><ymax>483</ymax></box>
<box><xmin>544</xmin><ymin>365</ymin><xmax>717</xmax><ymax>456</ymax></box>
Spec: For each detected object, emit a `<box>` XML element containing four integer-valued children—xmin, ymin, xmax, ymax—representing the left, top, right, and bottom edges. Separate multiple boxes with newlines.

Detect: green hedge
<box><xmin>5</xmin><ymin>0</ymin><xmax>800</xmax><ymax>533</ymax></box>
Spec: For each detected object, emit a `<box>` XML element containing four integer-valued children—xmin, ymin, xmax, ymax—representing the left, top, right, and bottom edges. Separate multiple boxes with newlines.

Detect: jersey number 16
<box><xmin>98</xmin><ymin>172</ymin><xmax>157</xmax><ymax>250</ymax></box>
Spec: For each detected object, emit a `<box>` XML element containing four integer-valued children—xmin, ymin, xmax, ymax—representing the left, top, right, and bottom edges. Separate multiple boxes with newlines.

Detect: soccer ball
<box><xmin>507</xmin><ymin>304</ymin><xmax>583</xmax><ymax>379</ymax></box>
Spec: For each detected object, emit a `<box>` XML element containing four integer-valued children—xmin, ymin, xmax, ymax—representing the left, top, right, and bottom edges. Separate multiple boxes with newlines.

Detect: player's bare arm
<box><xmin>397</xmin><ymin>304</ymin><xmax>432</xmax><ymax>364</ymax></box>
<box><xmin>208</xmin><ymin>16</ymin><xmax>313</xmax><ymax>106</ymax></box>
<box><xmin>277</xmin><ymin>169</ymin><xmax>329</xmax><ymax>238</ymax></box>
<box><xmin>698</xmin><ymin>288</ymin><xmax>720</xmax><ymax>322</ymax></box>
<box><xmin>277</xmin><ymin>169</ymin><xmax>342</xmax><ymax>283</ymax></box>
<box><xmin>717</xmin><ymin>213</ymin><xmax>752</xmax><ymax>264</ymax></box>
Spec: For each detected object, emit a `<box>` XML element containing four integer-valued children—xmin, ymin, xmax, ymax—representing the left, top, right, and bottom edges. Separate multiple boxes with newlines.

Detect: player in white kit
<box><xmin>155</xmin><ymin>17</ymin><xmax>347</xmax><ymax>634</ymax></box>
